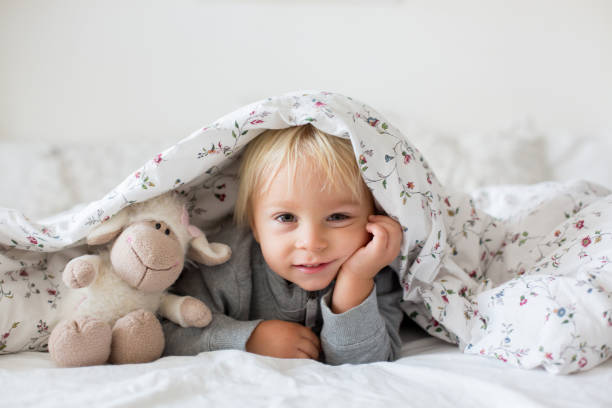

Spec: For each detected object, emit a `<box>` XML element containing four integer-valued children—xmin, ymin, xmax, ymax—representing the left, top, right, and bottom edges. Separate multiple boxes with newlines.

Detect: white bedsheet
<box><xmin>1</xmin><ymin>327</ymin><xmax>611</xmax><ymax>408</ymax></box>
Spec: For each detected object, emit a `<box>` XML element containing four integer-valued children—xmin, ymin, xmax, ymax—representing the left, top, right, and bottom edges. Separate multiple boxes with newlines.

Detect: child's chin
<box><xmin>295</xmin><ymin>279</ymin><xmax>332</xmax><ymax>293</ymax></box>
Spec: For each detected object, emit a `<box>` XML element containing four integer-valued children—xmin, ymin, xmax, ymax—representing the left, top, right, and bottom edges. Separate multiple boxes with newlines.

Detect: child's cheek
<box><xmin>358</xmin><ymin>224</ymin><xmax>373</xmax><ymax>248</ymax></box>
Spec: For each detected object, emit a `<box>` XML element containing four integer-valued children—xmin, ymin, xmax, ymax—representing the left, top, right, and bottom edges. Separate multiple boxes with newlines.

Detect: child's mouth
<box><xmin>294</xmin><ymin>262</ymin><xmax>330</xmax><ymax>274</ymax></box>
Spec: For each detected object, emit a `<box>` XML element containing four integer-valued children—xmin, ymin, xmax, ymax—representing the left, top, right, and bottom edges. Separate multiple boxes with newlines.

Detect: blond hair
<box><xmin>234</xmin><ymin>125</ymin><xmax>369</xmax><ymax>227</ymax></box>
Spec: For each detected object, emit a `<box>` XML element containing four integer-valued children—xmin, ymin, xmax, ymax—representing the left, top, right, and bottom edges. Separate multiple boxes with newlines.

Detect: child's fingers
<box><xmin>295</xmin><ymin>349</ymin><xmax>316</xmax><ymax>360</ymax></box>
<box><xmin>299</xmin><ymin>327</ymin><xmax>321</xmax><ymax>350</ymax></box>
<box><xmin>365</xmin><ymin>222</ymin><xmax>389</xmax><ymax>251</ymax></box>
<box><xmin>366</xmin><ymin>219</ymin><xmax>403</xmax><ymax>263</ymax></box>
<box><xmin>369</xmin><ymin>215</ymin><xmax>402</xmax><ymax>233</ymax></box>
<box><xmin>368</xmin><ymin>216</ymin><xmax>403</xmax><ymax>244</ymax></box>
<box><xmin>297</xmin><ymin>338</ymin><xmax>320</xmax><ymax>360</ymax></box>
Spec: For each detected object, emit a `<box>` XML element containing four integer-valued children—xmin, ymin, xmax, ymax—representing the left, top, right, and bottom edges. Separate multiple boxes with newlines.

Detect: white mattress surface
<box><xmin>1</xmin><ymin>330</ymin><xmax>611</xmax><ymax>408</ymax></box>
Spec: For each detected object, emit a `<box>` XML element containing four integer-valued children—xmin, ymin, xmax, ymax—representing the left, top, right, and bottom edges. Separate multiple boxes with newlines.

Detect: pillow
<box><xmin>0</xmin><ymin>140</ymin><xmax>172</xmax><ymax>220</ymax></box>
<box><xmin>0</xmin><ymin>142</ymin><xmax>72</xmax><ymax>220</ymax></box>
<box><xmin>547</xmin><ymin>129</ymin><xmax>612</xmax><ymax>190</ymax></box>
<box><xmin>405</xmin><ymin>119</ymin><xmax>553</xmax><ymax>192</ymax></box>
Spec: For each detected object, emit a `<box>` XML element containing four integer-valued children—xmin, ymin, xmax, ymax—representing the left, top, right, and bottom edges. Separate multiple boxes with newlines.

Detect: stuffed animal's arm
<box><xmin>62</xmin><ymin>254</ymin><xmax>101</xmax><ymax>288</ymax></box>
<box><xmin>159</xmin><ymin>293</ymin><xmax>212</xmax><ymax>328</ymax></box>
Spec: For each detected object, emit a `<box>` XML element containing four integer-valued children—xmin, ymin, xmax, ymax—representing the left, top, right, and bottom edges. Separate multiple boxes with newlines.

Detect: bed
<box><xmin>2</xmin><ymin>1</ymin><xmax>612</xmax><ymax>405</ymax></box>
<box><xmin>1</xmin><ymin>117</ymin><xmax>611</xmax><ymax>408</ymax></box>
<box><xmin>1</xmin><ymin>324</ymin><xmax>611</xmax><ymax>408</ymax></box>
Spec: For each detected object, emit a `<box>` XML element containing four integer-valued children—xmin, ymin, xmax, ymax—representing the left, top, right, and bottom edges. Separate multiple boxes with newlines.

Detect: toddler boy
<box><xmin>163</xmin><ymin>124</ymin><xmax>404</xmax><ymax>364</ymax></box>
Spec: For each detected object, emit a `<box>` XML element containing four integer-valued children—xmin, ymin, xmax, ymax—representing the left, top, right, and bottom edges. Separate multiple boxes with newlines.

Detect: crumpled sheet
<box><xmin>1</xmin><ymin>91</ymin><xmax>610</xmax><ymax>373</ymax></box>
<box><xmin>1</xmin><ymin>339</ymin><xmax>611</xmax><ymax>408</ymax></box>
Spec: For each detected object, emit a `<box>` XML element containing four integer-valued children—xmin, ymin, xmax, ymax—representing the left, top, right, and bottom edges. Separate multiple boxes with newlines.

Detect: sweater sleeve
<box><xmin>319</xmin><ymin>267</ymin><xmax>404</xmax><ymax>365</ymax></box>
<box><xmin>162</xmin><ymin>227</ymin><xmax>264</xmax><ymax>356</ymax></box>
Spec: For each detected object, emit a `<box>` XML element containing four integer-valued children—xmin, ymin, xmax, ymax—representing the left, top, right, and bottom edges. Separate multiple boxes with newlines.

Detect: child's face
<box><xmin>250</xmin><ymin>163</ymin><xmax>374</xmax><ymax>292</ymax></box>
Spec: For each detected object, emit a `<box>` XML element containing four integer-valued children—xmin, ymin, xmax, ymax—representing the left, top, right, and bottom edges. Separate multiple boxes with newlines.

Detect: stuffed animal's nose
<box><xmin>129</xmin><ymin>225</ymin><xmax>182</xmax><ymax>270</ymax></box>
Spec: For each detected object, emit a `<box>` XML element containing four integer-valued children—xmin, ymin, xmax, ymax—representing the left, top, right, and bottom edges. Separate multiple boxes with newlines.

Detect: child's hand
<box><xmin>332</xmin><ymin>215</ymin><xmax>402</xmax><ymax>314</ymax></box>
<box><xmin>341</xmin><ymin>215</ymin><xmax>403</xmax><ymax>281</ymax></box>
<box><xmin>246</xmin><ymin>320</ymin><xmax>321</xmax><ymax>360</ymax></box>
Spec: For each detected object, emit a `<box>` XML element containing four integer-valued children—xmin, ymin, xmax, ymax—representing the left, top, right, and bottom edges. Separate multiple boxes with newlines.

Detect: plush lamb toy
<box><xmin>48</xmin><ymin>193</ymin><xmax>231</xmax><ymax>367</ymax></box>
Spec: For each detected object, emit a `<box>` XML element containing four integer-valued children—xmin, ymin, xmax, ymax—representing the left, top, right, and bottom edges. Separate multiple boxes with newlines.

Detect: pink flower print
<box><xmin>27</xmin><ymin>236</ymin><xmax>38</xmax><ymax>245</ymax></box>
<box><xmin>2</xmin><ymin>332</ymin><xmax>9</xmax><ymax>339</ymax></box>
<box><xmin>135</xmin><ymin>171</ymin><xmax>141</xmax><ymax>179</ymax></box>
<box><xmin>359</xmin><ymin>155</ymin><xmax>367</xmax><ymax>165</ymax></box>
<box><xmin>434</xmin><ymin>242</ymin><xmax>440</xmax><ymax>250</ymax></box>
<box><xmin>426</xmin><ymin>174</ymin><xmax>432</xmax><ymax>184</ymax></box>
<box><xmin>404</xmin><ymin>154</ymin><xmax>411</xmax><ymax>164</ymax></box>
<box><xmin>545</xmin><ymin>352</ymin><xmax>553</xmax><ymax>360</ymax></box>
<box><xmin>578</xmin><ymin>357</ymin><xmax>587</xmax><ymax>368</ymax></box>
<box><xmin>19</xmin><ymin>269</ymin><xmax>28</xmax><ymax>277</ymax></box>
<box><xmin>250</xmin><ymin>119</ymin><xmax>264</xmax><ymax>125</ymax></box>
<box><xmin>469</xmin><ymin>270</ymin><xmax>477</xmax><ymax>278</ymax></box>
<box><xmin>314</xmin><ymin>101</ymin><xmax>325</xmax><ymax>107</ymax></box>
<box><xmin>575</xmin><ymin>220</ymin><xmax>584</xmax><ymax>229</ymax></box>
<box><xmin>153</xmin><ymin>154</ymin><xmax>163</xmax><ymax>165</ymax></box>
<box><xmin>406</xmin><ymin>182</ymin><xmax>415</xmax><ymax>189</ymax></box>
<box><xmin>551</xmin><ymin>255</ymin><xmax>560</xmax><ymax>268</ymax></box>
<box><xmin>37</xmin><ymin>321</ymin><xmax>49</xmax><ymax>333</ymax></box>
<box><xmin>480</xmin><ymin>349</ymin><xmax>486</xmax><ymax>355</ymax></box>
<box><xmin>215</xmin><ymin>193</ymin><xmax>226</xmax><ymax>202</ymax></box>
<box><xmin>47</xmin><ymin>289</ymin><xmax>57</xmax><ymax>296</ymax></box>
<box><xmin>249</xmin><ymin>110</ymin><xmax>256</xmax><ymax>116</ymax></box>
<box><xmin>554</xmin><ymin>230</ymin><xmax>561</xmax><ymax>237</ymax></box>
<box><xmin>519</xmin><ymin>296</ymin><xmax>528</xmax><ymax>306</ymax></box>
<box><xmin>444</xmin><ymin>197</ymin><xmax>451</xmax><ymax>207</ymax></box>
<box><xmin>441</xmin><ymin>295</ymin><xmax>449</xmax><ymax>303</ymax></box>
<box><xmin>582</xmin><ymin>236</ymin><xmax>592</xmax><ymax>247</ymax></box>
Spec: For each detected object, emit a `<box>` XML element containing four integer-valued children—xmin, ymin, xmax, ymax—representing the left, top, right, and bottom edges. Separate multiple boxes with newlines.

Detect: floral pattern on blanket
<box><xmin>1</xmin><ymin>91</ymin><xmax>610</xmax><ymax>374</ymax></box>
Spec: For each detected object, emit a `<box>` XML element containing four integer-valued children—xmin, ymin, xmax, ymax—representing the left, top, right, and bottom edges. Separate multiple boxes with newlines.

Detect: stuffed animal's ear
<box><xmin>87</xmin><ymin>210</ymin><xmax>129</xmax><ymax>245</ymax></box>
<box><xmin>188</xmin><ymin>235</ymin><xmax>232</xmax><ymax>266</ymax></box>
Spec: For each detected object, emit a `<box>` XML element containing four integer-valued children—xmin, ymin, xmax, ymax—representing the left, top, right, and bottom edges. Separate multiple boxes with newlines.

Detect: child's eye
<box><xmin>327</xmin><ymin>213</ymin><xmax>349</xmax><ymax>222</ymax></box>
<box><xmin>275</xmin><ymin>213</ymin><xmax>296</xmax><ymax>223</ymax></box>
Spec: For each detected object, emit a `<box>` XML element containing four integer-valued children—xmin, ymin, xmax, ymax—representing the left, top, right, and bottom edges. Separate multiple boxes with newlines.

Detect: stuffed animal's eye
<box><xmin>155</xmin><ymin>223</ymin><xmax>161</xmax><ymax>229</ymax></box>
<box><xmin>165</xmin><ymin>229</ymin><xmax>170</xmax><ymax>235</ymax></box>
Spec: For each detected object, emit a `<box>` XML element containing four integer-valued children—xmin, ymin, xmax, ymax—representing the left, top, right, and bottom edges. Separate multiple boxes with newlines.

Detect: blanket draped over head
<box><xmin>1</xmin><ymin>91</ymin><xmax>611</xmax><ymax>374</ymax></box>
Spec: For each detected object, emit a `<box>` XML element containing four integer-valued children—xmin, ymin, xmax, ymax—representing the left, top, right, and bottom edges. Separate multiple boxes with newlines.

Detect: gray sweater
<box><xmin>162</xmin><ymin>224</ymin><xmax>404</xmax><ymax>365</ymax></box>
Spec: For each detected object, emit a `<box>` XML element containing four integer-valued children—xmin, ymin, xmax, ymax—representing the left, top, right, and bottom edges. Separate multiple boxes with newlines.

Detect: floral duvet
<box><xmin>1</xmin><ymin>91</ymin><xmax>610</xmax><ymax>373</ymax></box>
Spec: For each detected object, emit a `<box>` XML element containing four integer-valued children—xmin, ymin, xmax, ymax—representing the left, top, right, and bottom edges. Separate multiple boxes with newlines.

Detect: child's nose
<box><xmin>295</xmin><ymin>223</ymin><xmax>328</xmax><ymax>251</ymax></box>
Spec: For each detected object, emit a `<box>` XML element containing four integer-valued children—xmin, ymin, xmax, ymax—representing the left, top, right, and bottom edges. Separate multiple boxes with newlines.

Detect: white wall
<box><xmin>1</xmin><ymin>0</ymin><xmax>611</xmax><ymax>144</ymax></box>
